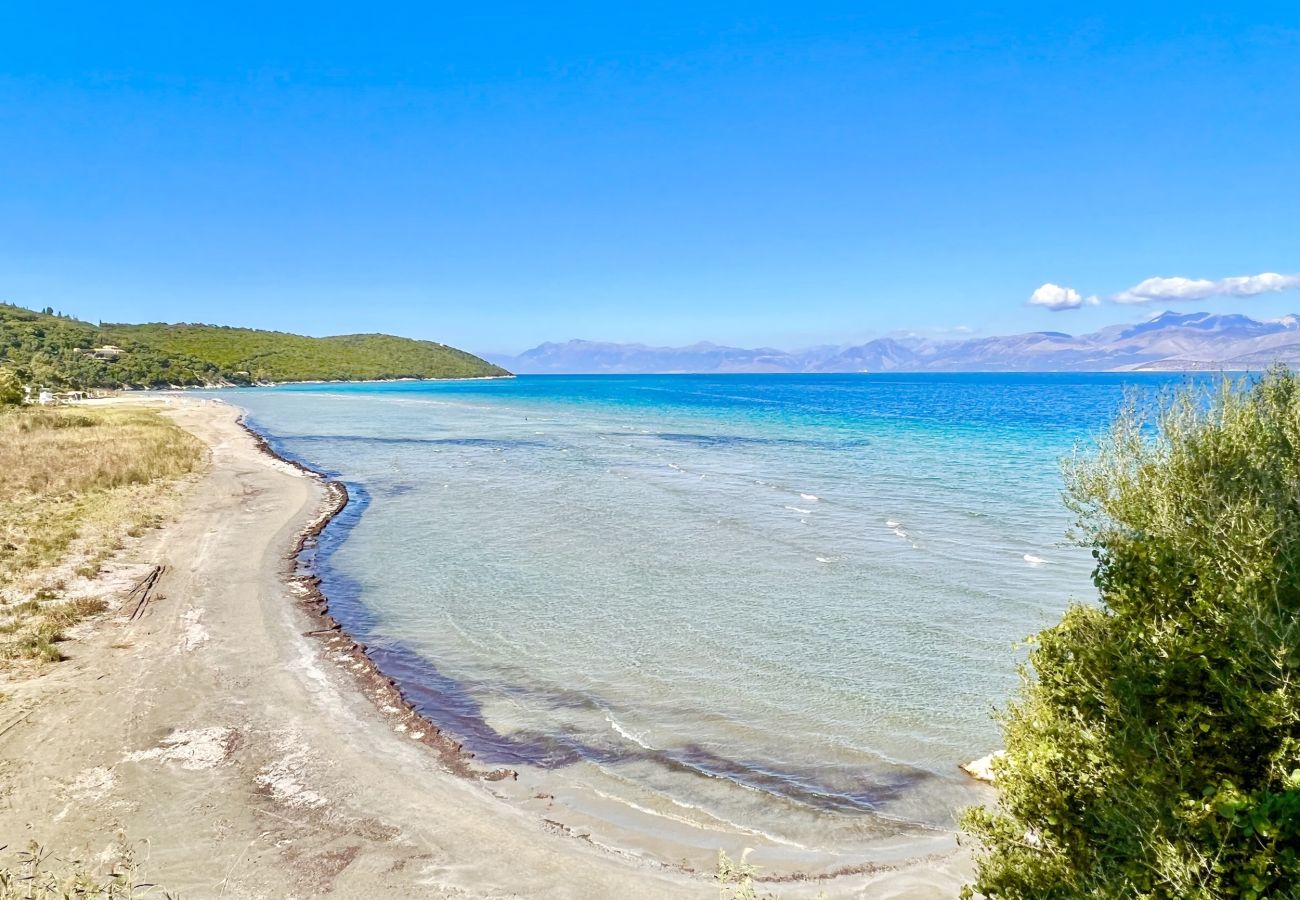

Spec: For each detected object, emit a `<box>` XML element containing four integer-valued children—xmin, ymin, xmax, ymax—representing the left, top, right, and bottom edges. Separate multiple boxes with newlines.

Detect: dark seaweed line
<box><xmin>232</xmin><ymin>412</ymin><xmax>959</xmax><ymax>884</ymax></box>
<box><xmin>236</xmin><ymin>416</ymin><xmax>940</xmax><ymax>809</ymax></box>
<box><xmin>236</xmin><ymin>413</ymin><xmax>516</xmax><ymax>783</ymax></box>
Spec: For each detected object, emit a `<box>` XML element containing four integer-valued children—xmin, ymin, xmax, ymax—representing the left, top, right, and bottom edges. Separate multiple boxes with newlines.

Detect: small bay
<box><xmin>216</xmin><ymin>372</ymin><xmax>1203</xmax><ymax>870</ymax></box>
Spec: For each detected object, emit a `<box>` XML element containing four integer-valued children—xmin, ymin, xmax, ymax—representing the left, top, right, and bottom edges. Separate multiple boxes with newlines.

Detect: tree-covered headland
<box><xmin>0</xmin><ymin>303</ymin><xmax>509</xmax><ymax>390</ymax></box>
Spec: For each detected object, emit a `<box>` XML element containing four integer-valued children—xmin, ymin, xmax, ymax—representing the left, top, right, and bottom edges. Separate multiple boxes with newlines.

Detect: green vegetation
<box><xmin>0</xmin><ymin>303</ymin><xmax>509</xmax><ymax>389</ymax></box>
<box><xmin>0</xmin><ymin>367</ymin><xmax>21</xmax><ymax>406</ymax></box>
<box><xmin>0</xmin><ymin>405</ymin><xmax>203</xmax><ymax>666</ymax></box>
<box><xmin>964</xmin><ymin>366</ymin><xmax>1300</xmax><ymax>898</ymax></box>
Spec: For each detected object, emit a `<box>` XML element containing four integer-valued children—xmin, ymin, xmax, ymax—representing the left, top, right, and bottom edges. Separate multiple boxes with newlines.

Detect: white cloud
<box><xmin>1027</xmin><ymin>283</ymin><xmax>1099</xmax><ymax>311</ymax></box>
<box><xmin>1112</xmin><ymin>272</ymin><xmax>1300</xmax><ymax>304</ymax></box>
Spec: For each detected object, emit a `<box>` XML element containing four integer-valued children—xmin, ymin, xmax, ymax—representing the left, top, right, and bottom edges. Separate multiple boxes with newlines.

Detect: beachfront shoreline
<box><xmin>227</xmin><ymin>398</ymin><xmax>977</xmax><ymax>893</ymax></box>
<box><xmin>0</xmin><ymin>396</ymin><xmax>971</xmax><ymax>897</ymax></box>
<box><xmin>238</xmin><ymin>406</ymin><xmax>978</xmax><ymax>888</ymax></box>
<box><xmin>234</xmin><ymin>412</ymin><xmax>519</xmax><ymax>782</ymax></box>
<box><xmin>0</xmin><ymin>396</ymin><xmax>712</xmax><ymax>897</ymax></box>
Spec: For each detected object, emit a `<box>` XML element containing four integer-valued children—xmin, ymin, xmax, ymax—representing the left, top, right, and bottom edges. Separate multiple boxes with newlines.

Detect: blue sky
<box><xmin>2</xmin><ymin>4</ymin><xmax>1298</xmax><ymax>355</ymax></box>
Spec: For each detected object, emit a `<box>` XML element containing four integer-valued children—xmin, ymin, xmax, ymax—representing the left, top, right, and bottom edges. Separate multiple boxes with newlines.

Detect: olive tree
<box><xmin>964</xmin><ymin>366</ymin><xmax>1300</xmax><ymax>899</ymax></box>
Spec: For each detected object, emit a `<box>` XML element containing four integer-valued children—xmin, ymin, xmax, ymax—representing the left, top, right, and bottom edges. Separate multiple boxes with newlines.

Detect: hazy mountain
<box><xmin>807</xmin><ymin>337</ymin><xmax>924</xmax><ymax>372</ymax></box>
<box><xmin>489</xmin><ymin>340</ymin><xmax>804</xmax><ymax>374</ymax></box>
<box><xmin>489</xmin><ymin>312</ymin><xmax>1300</xmax><ymax>374</ymax></box>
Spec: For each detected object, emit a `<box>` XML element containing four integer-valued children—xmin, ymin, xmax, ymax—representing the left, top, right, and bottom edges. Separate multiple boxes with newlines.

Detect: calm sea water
<box><xmin>215</xmin><ymin>372</ymin><xmax>1200</xmax><ymax>870</ymax></box>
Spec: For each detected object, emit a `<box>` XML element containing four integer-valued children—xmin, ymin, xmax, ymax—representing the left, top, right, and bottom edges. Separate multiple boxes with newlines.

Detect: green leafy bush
<box><xmin>964</xmin><ymin>366</ymin><xmax>1300</xmax><ymax>898</ymax></box>
<box><xmin>0</xmin><ymin>367</ymin><xmax>21</xmax><ymax>406</ymax></box>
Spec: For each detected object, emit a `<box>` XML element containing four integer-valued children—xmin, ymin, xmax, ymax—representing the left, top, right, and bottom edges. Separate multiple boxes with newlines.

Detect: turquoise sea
<box><xmin>216</xmin><ymin>372</ymin><xmax>1201</xmax><ymax>871</ymax></box>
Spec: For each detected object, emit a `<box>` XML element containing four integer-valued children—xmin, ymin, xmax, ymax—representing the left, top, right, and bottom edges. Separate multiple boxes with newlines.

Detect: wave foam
<box><xmin>606</xmin><ymin>713</ymin><xmax>654</xmax><ymax>751</ymax></box>
<box><xmin>587</xmin><ymin>788</ymin><xmax>809</xmax><ymax>849</ymax></box>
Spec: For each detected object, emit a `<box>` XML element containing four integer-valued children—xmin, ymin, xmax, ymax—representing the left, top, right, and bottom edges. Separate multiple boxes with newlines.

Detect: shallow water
<box><xmin>214</xmin><ymin>372</ymin><xmax>1201</xmax><ymax>869</ymax></box>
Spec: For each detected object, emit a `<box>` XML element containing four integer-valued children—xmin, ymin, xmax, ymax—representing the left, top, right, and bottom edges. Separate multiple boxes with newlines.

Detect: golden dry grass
<box><xmin>0</xmin><ymin>404</ymin><xmax>204</xmax><ymax>667</ymax></box>
<box><xmin>0</xmin><ymin>839</ymin><xmax>169</xmax><ymax>898</ymax></box>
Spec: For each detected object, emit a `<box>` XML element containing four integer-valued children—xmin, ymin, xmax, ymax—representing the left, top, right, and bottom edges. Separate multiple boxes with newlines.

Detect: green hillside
<box><xmin>0</xmin><ymin>304</ymin><xmax>510</xmax><ymax>389</ymax></box>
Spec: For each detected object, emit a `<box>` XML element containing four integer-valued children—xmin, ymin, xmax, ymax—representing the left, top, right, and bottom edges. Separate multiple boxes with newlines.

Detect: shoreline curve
<box><xmin>226</xmin><ymin>402</ymin><xmax>974</xmax><ymax>892</ymax></box>
<box><xmin>237</xmin><ymin>413</ymin><xmax>518</xmax><ymax>783</ymax></box>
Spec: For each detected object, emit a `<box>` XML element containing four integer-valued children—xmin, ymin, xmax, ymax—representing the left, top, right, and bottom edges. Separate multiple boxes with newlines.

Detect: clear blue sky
<box><xmin>2</xmin><ymin>3</ymin><xmax>1298</xmax><ymax>355</ymax></box>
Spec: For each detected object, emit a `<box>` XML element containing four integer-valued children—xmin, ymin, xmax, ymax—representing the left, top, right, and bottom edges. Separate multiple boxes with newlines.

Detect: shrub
<box><xmin>964</xmin><ymin>366</ymin><xmax>1300</xmax><ymax>899</ymax></box>
<box><xmin>0</xmin><ymin>367</ymin><xmax>22</xmax><ymax>406</ymax></box>
<box><xmin>716</xmin><ymin>849</ymin><xmax>758</xmax><ymax>900</ymax></box>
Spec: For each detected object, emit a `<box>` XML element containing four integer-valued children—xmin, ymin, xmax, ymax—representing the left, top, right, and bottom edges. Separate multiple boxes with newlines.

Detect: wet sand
<box><xmin>0</xmin><ymin>397</ymin><xmax>970</xmax><ymax>897</ymax></box>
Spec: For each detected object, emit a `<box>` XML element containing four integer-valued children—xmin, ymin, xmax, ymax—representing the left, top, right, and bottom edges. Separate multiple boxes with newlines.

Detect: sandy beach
<box><xmin>0</xmin><ymin>397</ymin><xmax>968</xmax><ymax>898</ymax></box>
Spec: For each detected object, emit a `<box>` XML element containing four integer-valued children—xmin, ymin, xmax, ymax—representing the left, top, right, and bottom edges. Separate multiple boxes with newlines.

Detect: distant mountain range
<box><xmin>488</xmin><ymin>312</ymin><xmax>1300</xmax><ymax>374</ymax></box>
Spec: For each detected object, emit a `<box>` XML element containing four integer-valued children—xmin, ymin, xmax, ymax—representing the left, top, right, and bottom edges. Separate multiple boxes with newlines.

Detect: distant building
<box><xmin>32</xmin><ymin>390</ymin><xmax>89</xmax><ymax>405</ymax></box>
<box><xmin>73</xmin><ymin>345</ymin><xmax>126</xmax><ymax>360</ymax></box>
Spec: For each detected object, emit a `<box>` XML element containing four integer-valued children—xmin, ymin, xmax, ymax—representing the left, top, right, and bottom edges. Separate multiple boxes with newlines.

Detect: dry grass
<box><xmin>0</xmin><ymin>840</ymin><xmax>173</xmax><ymax>898</ymax></box>
<box><xmin>0</xmin><ymin>405</ymin><xmax>204</xmax><ymax>667</ymax></box>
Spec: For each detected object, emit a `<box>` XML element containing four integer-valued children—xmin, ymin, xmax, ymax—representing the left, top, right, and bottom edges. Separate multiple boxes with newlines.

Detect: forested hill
<box><xmin>0</xmin><ymin>304</ymin><xmax>510</xmax><ymax>389</ymax></box>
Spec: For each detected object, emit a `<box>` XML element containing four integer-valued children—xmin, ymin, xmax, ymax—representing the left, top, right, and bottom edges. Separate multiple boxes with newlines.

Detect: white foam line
<box><xmin>586</xmin><ymin>789</ymin><xmax>811</xmax><ymax>849</ymax></box>
<box><xmin>605</xmin><ymin>713</ymin><xmax>654</xmax><ymax>751</ymax></box>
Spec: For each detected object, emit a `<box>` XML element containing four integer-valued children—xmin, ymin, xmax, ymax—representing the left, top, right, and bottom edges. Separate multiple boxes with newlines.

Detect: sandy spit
<box><xmin>0</xmin><ymin>397</ymin><xmax>967</xmax><ymax>898</ymax></box>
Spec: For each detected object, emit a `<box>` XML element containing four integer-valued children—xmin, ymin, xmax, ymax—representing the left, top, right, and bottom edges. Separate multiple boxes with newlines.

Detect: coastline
<box><xmin>234</xmin><ymin>413</ymin><xmax>517</xmax><ymax>782</ymax></box>
<box><xmin>0</xmin><ymin>396</ymin><xmax>703</xmax><ymax>897</ymax></box>
<box><xmin>231</xmin><ymin>399</ymin><xmax>977</xmax><ymax>892</ymax></box>
<box><xmin>0</xmin><ymin>396</ymin><xmax>971</xmax><ymax>897</ymax></box>
<box><xmin>239</xmin><ymin>413</ymin><xmax>975</xmax><ymax>888</ymax></box>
